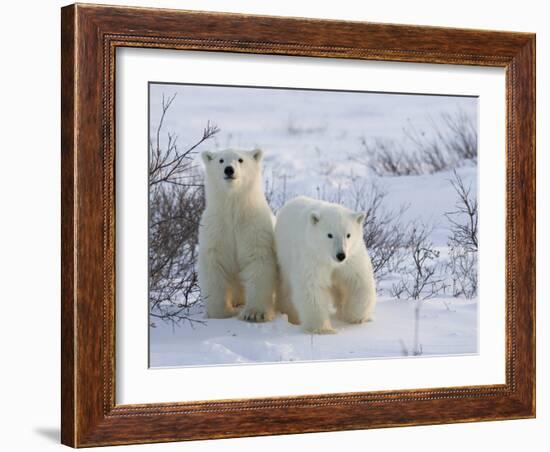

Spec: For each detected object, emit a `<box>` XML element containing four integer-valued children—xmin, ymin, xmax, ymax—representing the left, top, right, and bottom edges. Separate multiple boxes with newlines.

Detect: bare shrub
<box><xmin>390</xmin><ymin>224</ymin><xmax>446</xmax><ymax>301</ymax></box>
<box><xmin>440</xmin><ymin>110</ymin><xmax>478</xmax><ymax>161</ymax></box>
<box><xmin>347</xmin><ymin>180</ymin><xmax>408</xmax><ymax>280</ymax></box>
<box><xmin>355</xmin><ymin>138</ymin><xmax>425</xmax><ymax>176</ymax></box>
<box><xmin>264</xmin><ymin>169</ymin><xmax>295</xmax><ymax>214</ymax></box>
<box><xmin>287</xmin><ymin>116</ymin><xmax>327</xmax><ymax>136</ymax></box>
<box><xmin>149</xmin><ymin>179</ymin><xmax>205</xmax><ymax>325</ymax></box>
<box><xmin>355</xmin><ymin>110</ymin><xmax>477</xmax><ymax>176</ymax></box>
<box><xmin>445</xmin><ymin>170</ymin><xmax>478</xmax><ymax>252</ymax></box>
<box><xmin>399</xmin><ymin>307</ymin><xmax>424</xmax><ymax>357</ymax></box>
<box><xmin>447</xmin><ymin>247</ymin><xmax>478</xmax><ymax>298</ymax></box>
<box><xmin>445</xmin><ymin>170</ymin><xmax>478</xmax><ymax>298</ymax></box>
<box><xmin>391</xmin><ymin>223</ymin><xmax>447</xmax><ymax>356</ymax></box>
<box><xmin>149</xmin><ymin>93</ymin><xmax>219</xmax><ymax>188</ymax></box>
<box><xmin>148</xmin><ymin>93</ymin><xmax>219</xmax><ymax>326</ymax></box>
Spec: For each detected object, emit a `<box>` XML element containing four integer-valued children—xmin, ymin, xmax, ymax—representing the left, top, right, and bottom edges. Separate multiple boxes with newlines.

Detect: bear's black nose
<box><xmin>224</xmin><ymin>166</ymin><xmax>235</xmax><ymax>177</ymax></box>
<box><xmin>336</xmin><ymin>252</ymin><xmax>346</xmax><ymax>262</ymax></box>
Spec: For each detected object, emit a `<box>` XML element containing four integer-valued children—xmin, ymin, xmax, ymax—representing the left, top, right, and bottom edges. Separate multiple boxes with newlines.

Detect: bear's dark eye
<box><xmin>219</xmin><ymin>159</ymin><xmax>224</xmax><ymax>164</ymax></box>
<box><xmin>327</xmin><ymin>233</ymin><xmax>333</xmax><ymax>239</ymax></box>
<box><xmin>347</xmin><ymin>233</ymin><xmax>351</xmax><ymax>238</ymax></box>
<box><xmin>238</xmin><ymin>158</ymin><xmax>243</xmax><ymax>163</ymax></box>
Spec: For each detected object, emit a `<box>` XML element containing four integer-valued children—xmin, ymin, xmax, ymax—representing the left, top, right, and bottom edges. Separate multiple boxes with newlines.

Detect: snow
<box><xmin>379</xmin><ymin>166</ymin><xmax>477</xmax><ymax>246</ymax></box>
<box><xmin>149</xmin><ymin>297</ymin><xmax>477</xmax><ymax>367</ymax></box>
<box><xmin>148</xmin><ymin>83</ymin><xmax>478</xmax><ymax>368</ymax></box>
<box><xmin>149</xmin><ymin>83</ymin><xmax>477</xmax><ymax>246</ymax></box>
<box><xmin>149</xmin><ymin>84</ymin><xmax>477</xmax><ymax>154</ymax></box>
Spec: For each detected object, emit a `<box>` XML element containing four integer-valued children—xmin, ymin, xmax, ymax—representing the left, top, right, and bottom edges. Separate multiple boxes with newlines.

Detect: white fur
<box><xmin>275</xmin><ymin>196</ymin><xmax>376</xmax><ymax>334</ymax></box>
<box><xmin>198</xmin><ymin>149</ymin><xmax>277</xmax><ymax>322</ymax></box>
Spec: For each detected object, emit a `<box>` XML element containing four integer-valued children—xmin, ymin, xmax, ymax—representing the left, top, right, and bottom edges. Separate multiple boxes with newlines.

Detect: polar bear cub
<box><xmin>198</xmin><ymin>149</ymin><xmax>276</xmax><ymax>322</ymax></box>
<box><xmin>275</xmin><ymin>196</ymin><xmax>376</xmax><ymax>334</ymax></box>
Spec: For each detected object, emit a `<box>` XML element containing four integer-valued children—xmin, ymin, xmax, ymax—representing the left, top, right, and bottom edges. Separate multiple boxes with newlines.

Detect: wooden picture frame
<box><xmin>61</xmin><ymin>3</ymin><xmax>535</xmax><ymax>447</ymax></box>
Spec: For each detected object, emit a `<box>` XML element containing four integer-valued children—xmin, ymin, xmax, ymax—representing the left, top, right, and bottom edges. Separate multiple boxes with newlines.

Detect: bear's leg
<box><xmin>339</xmin><ymin>278</ymin><xmax>376</xmax><ymax>324</ymax></box>
<box><xmin>230</xmin><ymin>282</ymin><xmax>245</xmax><ymax>308</ymax></box>
<box><xmin>330</xmin><ymin>280</ymin><xmax>347</xmax><ymax>314</ymax></box>
<box><xmin>292</xmin><ymin>276</ymin><xmax>335</xmax><ymax>334</ymax></box>
<box><xmin>204</xmin><ymin>282</ymin><xmax>236</xmax><ymax>318</ymax></box>
<box><xmin>276</xmin><ymin>274</ymin><xmax>300</xmax><ymax>325</ymax></box>
<box><xmin>238</xmin><ymin>260</ymin><xmax>276</xmax><ymax>322</ymax></box>
<box><xmin>199</xmin><ymin>257</ymin><xmax>236</xmax><ymax>319</ymax></box>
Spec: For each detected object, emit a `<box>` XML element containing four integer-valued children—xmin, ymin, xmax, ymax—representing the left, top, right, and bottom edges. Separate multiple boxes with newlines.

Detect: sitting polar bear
<box><xmin>275</xmin><ymin>196</ymin><xmax>376</xmax><ymax>334</ymax></box>
<box><xmin>198</xmin><ymin>149</ymin><xmax>276</xmax><ymax>322</ymax></box>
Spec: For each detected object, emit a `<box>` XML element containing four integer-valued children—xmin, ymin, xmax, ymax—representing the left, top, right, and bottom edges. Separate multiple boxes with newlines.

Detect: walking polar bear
<box><xmin>198</xmin><ymin>148</ymin><xmax>277</xmax><ymax>322</ymax></box>
<box><xmin>275</xmin><ymin>196</ymin><xmax>376</xmax><ymax>334</ymax></box>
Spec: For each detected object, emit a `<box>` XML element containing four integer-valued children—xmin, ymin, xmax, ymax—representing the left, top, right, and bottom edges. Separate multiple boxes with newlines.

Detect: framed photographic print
<box><xmin>61</xmin><ymin>3</ymin><xmax>536</xmax><ymax>447</ymax></box>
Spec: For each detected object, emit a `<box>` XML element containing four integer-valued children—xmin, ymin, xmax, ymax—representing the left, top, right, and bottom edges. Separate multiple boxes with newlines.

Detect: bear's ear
<box><xmin>354</xmin><ymin>211</ymin><xmax>366</xmax><ymax>225</ymax></box>
<box><xmin>310</xmin><ymin>211</ymin><xmax>321</xmax><ymax>225</ymax></box>
<box><xmin>251</xmin><ymin>148</ymin><xmax>263</xmax><ymax>162</ymax></box>
<box><xmin>201</xmin><ymin>151</ymin><xmax>214</xmax><ymax>164</ymax></box>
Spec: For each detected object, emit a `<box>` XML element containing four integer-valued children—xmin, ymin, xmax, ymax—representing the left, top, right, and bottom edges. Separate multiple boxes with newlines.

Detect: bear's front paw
<box><xmin>286</xmin><ymin>312</ymin><xmax>301</xmax><ymax>325</ymax></box>
<box><xmin>232</xmin><ymin>298</ymin><xmax>245</xmax><ymax>308</ymax></box>
<box><xmin>339</xmin><ymin>308</ymin><xmax>373</xmax><ymax>324</ymax></box>
<box><xmin>304</xmin><ymin>322</ymin><xmax>337</xmax><ymax>334</ymax></box>
<box><xmin>206</xmin><ymin>305</ymin><xmax>238</xmax><ymax>319</ymax></box>
<box><xmin>239</xmin><ymin>307</ymin><xmax>273</xmax><ymax>323</ymax></box>
<box><xmin>344</xmin><ymin>315</ymin><xmax>372</xmax><ymax>324</ymax></box>
<box><xmin>306</xmin><ymin>326</ymin><xmax>337</xmax><ymax>335</ymax></box>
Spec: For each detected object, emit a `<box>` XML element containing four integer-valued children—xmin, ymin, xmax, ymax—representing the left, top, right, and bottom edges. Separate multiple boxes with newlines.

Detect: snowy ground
<box><xmin>148</xmin><ymin>83</ymin><xmax>478</xmax><ymax>367</ymax></box>
<box><xmin>149</xmin><ymin>297</ymin><xmax>477</xmax><ymax>367</ymax></box>
<box><xmin>148</xmin><ymin>167</ymin><xmax>478</xmax><ymax>368</ymax></box>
